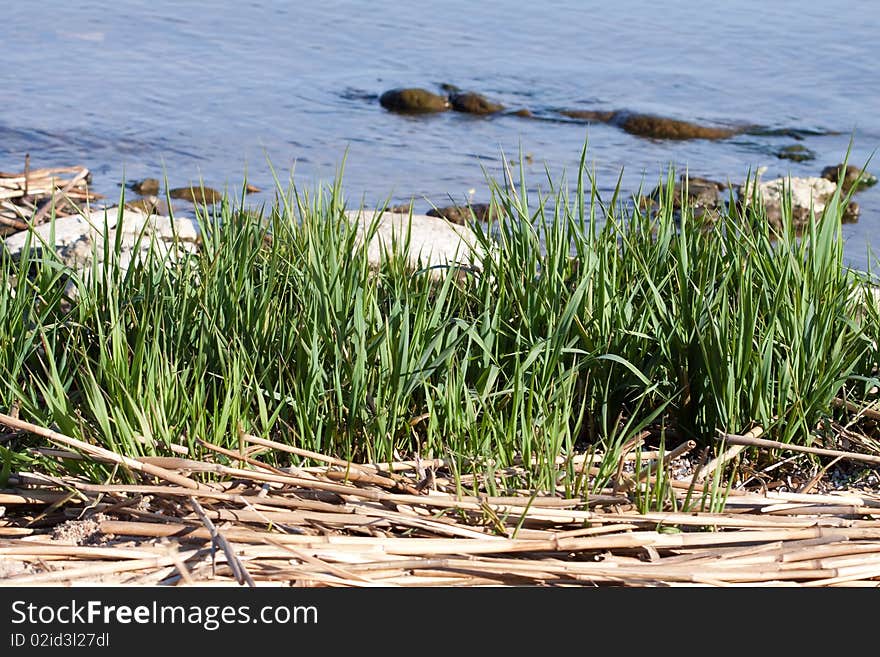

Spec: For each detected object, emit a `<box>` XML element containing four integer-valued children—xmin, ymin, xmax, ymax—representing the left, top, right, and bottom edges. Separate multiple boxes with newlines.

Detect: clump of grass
<box><xmin>1</xmin><ymin>148</ymin><xmax>877</xmax><ymax>508</ymax></box>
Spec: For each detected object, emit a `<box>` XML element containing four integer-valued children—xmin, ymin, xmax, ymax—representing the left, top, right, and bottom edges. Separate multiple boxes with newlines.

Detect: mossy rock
<box><xmin>776</xmin><ymin>144</ymin><xmax>816</xmax><ymax>162</ymax></box>
<box><xmin>169</xmin><ymin>186</ymin><xmax>224</xmax><ymax>204</ymax></box>
<box><xmin>616</xmin><ymin>113</ymin><xmax>740</xmax><ymax>140</ymax></box>
<box><xmin>129</xmin><ymin>177</ymin><xmax>160</xmax><ymax>196</ymax></box>
<box><xmin>449</xmin><ymin>92</ymin><xmax>504</xmax><ymax>115</ymax></box>
<box><xmin>379</xmin><ymin>88</ymin><xmax>450</xmax><ymax>114</ymax></box>
<box><xmin>821</xmin><ymin>163</ymin><xmax>878</xmax><ymax>193</ymax></box>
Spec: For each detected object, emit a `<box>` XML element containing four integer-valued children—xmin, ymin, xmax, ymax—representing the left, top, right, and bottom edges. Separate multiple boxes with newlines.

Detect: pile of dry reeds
<box><xmin>2</xmin><ymin>415</ymin><xmax>880</xmax><ymax>587</ymax></box>
<box><xmin>0</xmin><ymin>157</ymin><xmax>101</xmax><ymax>237</ymax></box>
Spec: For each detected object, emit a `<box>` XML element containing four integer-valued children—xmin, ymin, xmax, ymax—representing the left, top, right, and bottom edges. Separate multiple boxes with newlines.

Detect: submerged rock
<box><xmin>821</xmin><ymin>164</ymin><xmax>878</xmax><ymax>194</ymax></box>
<box><xmin>558</xmin><ymin>109</ymin><xmax>740</xmax><ymax>140</ymax></box>
<box><xmin>379</xmin><ymin>88</ymin><xmax>450</xmax><ymax>114</ymax></box>
<box><xmin>775</xmin><ymin>144</ymin><xmax>816</xmax><ymax>162</ymax></box>
<box><xmin>558</xmin><ymin>109</ymin><xmax>616</xmax><ymax>123</ymax></box>
<box><xmin>616</xmin><ymin>113</ymin><xmax>739</xmax><ymax>140</ymax></box>
<box><xmin>129</xmin><ymin>177</ymin><xmax>160</xmax><ymax>196</ymax></box>
<box><xmin>449</xmin><ymin>92</ymin><xmax>504</xmax><ymax>115</ymax></box>
<box><xmin>169</xmin><ymin>186</ymin><xmax>224</xmax><ymax>204</ymax></box>
<box><xmin>738</xmin><ymin>176</ymin><xmax>859</xmax><ymax>229</ymax></box>
<box><xmin>426</xmin><ymin>203</ymin><xmax>494</xmax><ymax>225</ymax></box>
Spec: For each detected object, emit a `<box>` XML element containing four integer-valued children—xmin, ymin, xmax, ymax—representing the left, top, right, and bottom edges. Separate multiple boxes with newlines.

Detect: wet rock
<box><xmin>169</xmin><ymin>186</ymin><xmax>224</xmax><ymax>204</ymax></box>
<box><xmin>379</xmin><ymin>88</ymin><xmax>450</xmax><ymax>114</ymax></box>
<box><xmin>615</xmin><ymin>113</ymin><xmax>739</xmax><ymax>140</ymax></box>
<box><xmin>640</xmin><ymin>175</ymin><xmax>726</xmax><ymax>221</ymax></box>
<box><xmin>558</xmin><ymin>109</ymin><xmax>616</xmax><ymax>123</ymax></box>
<box><xmin>821</xmin><ymin>164</ymin><xmax>878</xmax><ymax>193</ymax></box>
<box><xmin>124</xmin><ymin>196</ymin><xmax>168</xmax><ymax>215</ymax></box>
<box><xmin>245</xmin><ymin>183</ymin><xmax>261</xmax><ymax>194</ymax></box>
<box><xmin>776</xmin><ymin>144</ymin><xmax>816</xmax><ymax>162</ymax></box>
<box><xmin>426</xmin><ymin>203</ymin><xmax>494</xmax><ymax>225</ymax></box>
<box><xmin>557</xmin><ymin>109</ymin><xmax>740</xmax><ymax>140</ymax></box>
<box><xmin>843</xmin><ymin>201</ymin><xmax>860</xmax><ymax>223</ymax></box>
<box><xmin>449</xmin><ymin>92</ymin><xmax>504</xmax><ymax>115</ymax></box>
<box><xmin>738</xmin><ymin>176</ymin><xmax>859</xmax><ymax>229</ymax></box>
<box><xmin>511</xmin><ymin>108</ymin><xmax>533</xmax><ymax>118</ymax></box>
<box><xmin>129</xmin><ymin>177</ymin><xmax>160</xmax><ymax>196</ymax></box>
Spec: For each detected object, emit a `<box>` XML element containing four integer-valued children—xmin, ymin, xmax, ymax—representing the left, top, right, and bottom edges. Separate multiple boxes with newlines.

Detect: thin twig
<box><xmin>188</xmin><ymin>496</ymin><xmax>256</xmax><ymax>587</ymax></box>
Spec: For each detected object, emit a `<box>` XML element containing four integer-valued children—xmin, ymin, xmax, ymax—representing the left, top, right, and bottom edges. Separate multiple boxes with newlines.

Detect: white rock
<box><xmin>738</xmin><ymin>176</ymin><xmax>840</xmax><ymax>227</ymax></box>
<box><xmin>346</xmin><ymin>210</ymin><xmax>483</xmax><ymax>276</ymax></box>
<box><xmin>3</xmin><ymin>207</ymin><xmax>201</xmax><ymax>271</ymax></box>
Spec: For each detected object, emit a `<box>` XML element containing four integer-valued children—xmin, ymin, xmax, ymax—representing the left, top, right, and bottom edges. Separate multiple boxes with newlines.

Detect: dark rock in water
<box><xmin>821</xmin><ymin>163</ymin><xmax>878</xmax><ymax>193</ymax></box>
<box><xmin>557</xmin><ymin>109</ymin><xmax>740</xmax><ymax>140</ymax></box>
<box><xmin>511</xmin><ymin>108</ymin><xmax>533</xmax><ymax>118</ymax></box>
<box><xmin>244</xmin><ymin>183</ymin><xmax>261</xmax><ymax>194</ymax></box>
<box><xmin>379</xmin><ymin>88</ymin><xmax>450</xmax><ymax>114</ymax></box>
<box><xmin>129</xmin><ymin>177</ymin><xmax>160</xmax><ymax>196</ymax></box>
<box><xmin>776</xmin><ymin>144</ymin><xmax>816</xmax><ymax>162</ymax></box>
<box><xmin>427</xmin><ymin>203</ymin><xmax>494</xmax><ymax>225</ymax></box>
<box><xmin>169</xmin><ymin>186</ymin><xmax>223</xmax><ymax>204</ymax></box>
<box><xmin>616</xmin><ymin>113</ymin><xmax>739</xmax><ymax>140</ymax></box>
<box><xmin>558</xmin><ymin>109</ymin><xmax>616</xmax><ymax>123</ymax></box>
<box><xmin>449</xmin><ymin>92</ymin><xmax>504</xmax><ymax>115</ymax></box>
<box><xmin>641</xmin><ymin>175</ymin><xmax>726</xmax><ymax>220</ymax></box>
<box><xmin>843</xmin><ymin>201</ymin><xmax>860</xmax><ymax>223</ymax></box>
<box><xmin>386</xmin><ymin>203</ymin><xmax>415</xmax><ymax>214</ymax></box>
<box><xmin>438</xmin><ymin>83</ymin><xmax>461</xmax><ymax>94</ymax></box>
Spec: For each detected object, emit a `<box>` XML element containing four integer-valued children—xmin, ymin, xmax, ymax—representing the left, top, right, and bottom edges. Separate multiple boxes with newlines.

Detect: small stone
<box><xmin>129</xmin><ymin>177</ymin><xmax>160</xmax><ymax>196</ymax></box>
<box><xmin>776</xmin><ymin>144</ymin><xmax>816</xmax><ymax>162</ymax></box>
<box><xmin>169</xmin><ymin>186</ymin><xmax>223</xmax><ymax>204</ymax></box>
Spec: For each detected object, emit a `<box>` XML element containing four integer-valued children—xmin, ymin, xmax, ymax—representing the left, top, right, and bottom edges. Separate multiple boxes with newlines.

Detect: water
<box><xmin>2</xmin><ymin>0</ymin><xmax>879</xmax><ymax>268</ymax></box>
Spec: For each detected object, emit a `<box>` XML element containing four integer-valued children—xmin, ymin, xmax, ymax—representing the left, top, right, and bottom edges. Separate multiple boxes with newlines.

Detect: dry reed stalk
<box><xmin>188</xmin><ymin>496</ymin><xmax>255</xmax><ymax>587</ymax></box>
<box><xmin>697</xmin><ymin>426</ymin><xmax>764</xmax><ymax>482</ymax></box>
<box><xmin>31</xmin><ymin>168</ymin><xmax>90</xmax><ymax>225</ymax></box>
<box><xmin>196</xmin><ymin>438</ymin><xmax>315</xmax><ymax>480</ymax></box>
<box><xmin>1</xmin><ymin>548</ymin><xmax>206</xmax><ymax>586</ymax></box>
<box><xmin>321</xmin><ymin>468</ymin><xmax>422</xmax><ymax>495</ymax></box>
<box><xmin>717</xmin><ymin>431</ymin><xmax>880</xmax><ymax>465</ymax></box>
<box><xmin>832</xmin><ymin>397</ymin><xmax>880</xmax><ymax>421</ymax></box>
<box><xmin>637</xmin><ymin>439</ymin><xmax>697</xmax><ymax>481</ymax></box>
<box><xmin>0</xmin><ymin>413</ymin><xmax>214</xmax><ymax>491</ymax></box>
<box><xmin>0</xmin><ymin>165</ymin><xmax>89</xmax><ymax>180</ymax></box>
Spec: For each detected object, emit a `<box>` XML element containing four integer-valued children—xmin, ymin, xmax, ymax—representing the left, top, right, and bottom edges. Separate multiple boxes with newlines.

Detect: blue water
<box><xmin>2</xmin><ymin>0</ymin><xmax>879</xmax><ymax>268</ymax></box>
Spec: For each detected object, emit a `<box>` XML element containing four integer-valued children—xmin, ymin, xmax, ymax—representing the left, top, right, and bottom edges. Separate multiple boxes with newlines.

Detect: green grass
<box><xmin>1</xmin><ymin>149</ymin><xmax>878</xmax><ymax>507</ymax></box>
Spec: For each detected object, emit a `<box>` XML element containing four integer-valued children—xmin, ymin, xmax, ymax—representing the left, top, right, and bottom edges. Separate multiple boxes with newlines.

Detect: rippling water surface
<box><xmin>2</xmin><ymin>0</ymin><xmax>879</xmax><ymax>268</ymax></box>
